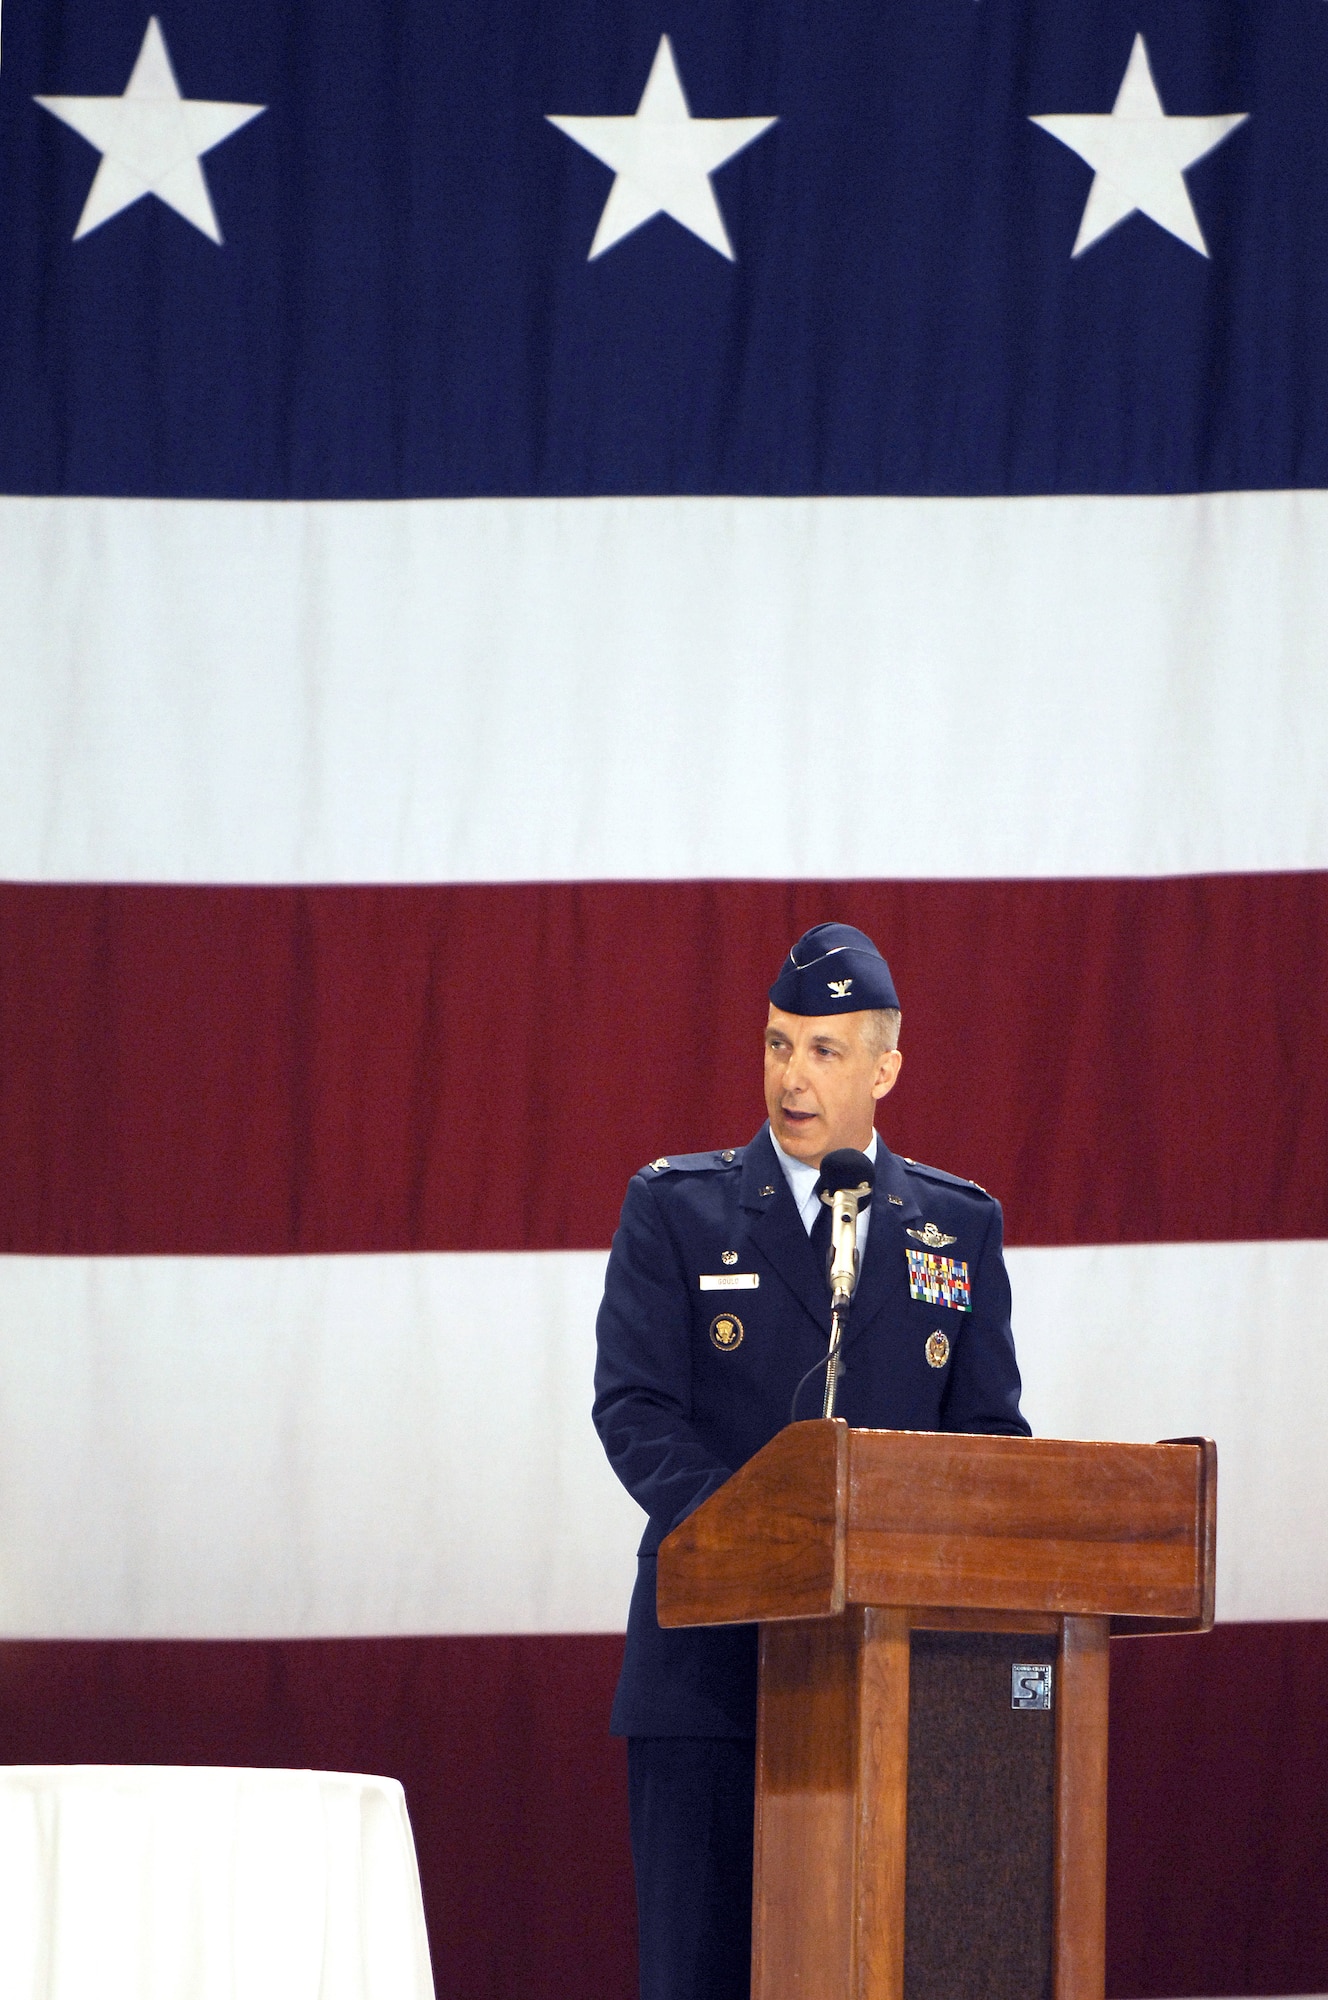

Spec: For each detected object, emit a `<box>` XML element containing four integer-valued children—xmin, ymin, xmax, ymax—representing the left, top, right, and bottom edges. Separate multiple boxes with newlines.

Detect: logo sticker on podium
<box><xmin>1011</xmin><ymin>1662</ymin><xmax>1054</xmax><ymax>1710</ymax></box>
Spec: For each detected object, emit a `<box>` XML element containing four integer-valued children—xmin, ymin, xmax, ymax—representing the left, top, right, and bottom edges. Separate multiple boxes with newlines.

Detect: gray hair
<box><xmin>861</xmin><ymin>1008</ymin><xmax>901</xmax><ymax>1057</ymax></box>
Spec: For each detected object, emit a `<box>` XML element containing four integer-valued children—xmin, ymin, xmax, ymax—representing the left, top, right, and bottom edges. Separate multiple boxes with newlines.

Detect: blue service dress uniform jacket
<box><xmin>593</xmin><ymin>1122</ymin><xmax>1030</xmax><ymax>1739</ymax></box>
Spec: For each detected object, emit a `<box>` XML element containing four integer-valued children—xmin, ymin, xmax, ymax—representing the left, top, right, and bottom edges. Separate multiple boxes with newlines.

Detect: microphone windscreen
<box><xmin>815</xmin><ymin>1148</ymin><xmax>876</xmax><ymax>1204</ymax></box>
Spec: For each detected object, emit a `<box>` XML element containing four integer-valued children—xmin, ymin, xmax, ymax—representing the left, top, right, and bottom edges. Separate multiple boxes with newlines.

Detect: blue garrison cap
<box><xmin>769</xmin><ymin>923</ymin><xmax>900</xmax><ymax>1015</ymax></box>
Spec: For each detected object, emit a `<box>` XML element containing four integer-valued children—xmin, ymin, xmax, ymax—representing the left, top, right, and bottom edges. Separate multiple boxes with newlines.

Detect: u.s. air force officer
<box><xmin>593</xmin><ymin>922</ymin><xmax>1029</xmax><ymax>2000</ymax></box>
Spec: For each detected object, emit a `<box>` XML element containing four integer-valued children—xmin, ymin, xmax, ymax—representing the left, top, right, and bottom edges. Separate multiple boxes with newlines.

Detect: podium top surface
<box><xmin>657</xmin><ymin>1421</ymin><xmax>1216</xmax><ymax>1633</ymax></box>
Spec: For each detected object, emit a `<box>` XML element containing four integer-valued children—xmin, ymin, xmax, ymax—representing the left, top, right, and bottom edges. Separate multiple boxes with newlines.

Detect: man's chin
<box><xmin>775</xmin><ymin>1117</ymin><xmax>821</xmax><ymax>1157</ymax></box>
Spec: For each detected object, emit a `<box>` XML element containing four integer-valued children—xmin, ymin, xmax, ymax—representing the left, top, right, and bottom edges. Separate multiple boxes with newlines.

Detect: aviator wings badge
<box><xmin>908</xmin><ymin>1221</ymin><xmax>957</xmax><ymax>1249</ymax></box>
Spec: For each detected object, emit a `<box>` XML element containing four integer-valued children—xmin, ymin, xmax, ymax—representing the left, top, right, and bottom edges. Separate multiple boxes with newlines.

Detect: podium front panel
<box><xmin>905</xmin><ymin>1631</ymin><xmax>1056</xmax><ymax>2000</ymax></box>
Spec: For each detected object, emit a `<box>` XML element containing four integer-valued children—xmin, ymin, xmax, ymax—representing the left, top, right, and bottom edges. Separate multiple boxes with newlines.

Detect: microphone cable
<box><xmin>789</xmin><ymin>1348</ymin><xmax>834</xmax><ymax>1423</ymax></box>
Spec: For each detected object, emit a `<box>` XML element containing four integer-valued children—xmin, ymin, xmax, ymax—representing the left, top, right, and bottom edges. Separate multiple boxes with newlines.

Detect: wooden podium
<box><xmin>657</xmin><ymin>1421</ymin><xmax>1216</xmax><ymax>2000</ymax></box>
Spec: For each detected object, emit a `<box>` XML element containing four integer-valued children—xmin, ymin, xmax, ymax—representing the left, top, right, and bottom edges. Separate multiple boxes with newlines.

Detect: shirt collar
<box><xmin>770</xmin><ymin>1126</ymin><xmax>879</xmax><ymax>1230</ymax></box>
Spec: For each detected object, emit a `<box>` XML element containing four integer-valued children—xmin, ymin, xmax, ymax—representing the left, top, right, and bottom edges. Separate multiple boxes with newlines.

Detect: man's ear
<box><xmin>872</xmin><ymin>1049</ymin><xmax>903</xmax><ymax>1102</ymax></box>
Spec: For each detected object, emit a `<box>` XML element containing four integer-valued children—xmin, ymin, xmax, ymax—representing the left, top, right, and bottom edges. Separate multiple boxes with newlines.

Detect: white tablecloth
<box><xmin>0</xmin><ymin>1766</ymin><xmax>437</xmax><ymax>2000</ymax></box>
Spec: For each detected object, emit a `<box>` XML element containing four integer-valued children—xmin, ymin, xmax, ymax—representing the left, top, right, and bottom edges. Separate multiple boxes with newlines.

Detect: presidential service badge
<box><xmin>925</xmin><ymin>1329</ymin><xmax>951</xmax><ymax>1369</ymax></box>
<box><xmin>907</xmin><ymin>1221</ymin><xmax>957</xmax><ymax>1249</ymax></box>
<box><xmin>710</xmin><ymin>1312</ymin><xmax>744</xmax><ymax>1352</ymax></box>
<box><xmin>907</xmin><ymin>1249</ymin><xmax>972</xmax><ymax>1311</ymax></box>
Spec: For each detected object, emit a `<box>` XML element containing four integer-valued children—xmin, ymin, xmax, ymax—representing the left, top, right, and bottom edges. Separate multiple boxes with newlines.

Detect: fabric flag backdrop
<box><xmin>1</xmin><ymin>0</ymin><xmax>1326</xmax><ymax>1994</ymax></box>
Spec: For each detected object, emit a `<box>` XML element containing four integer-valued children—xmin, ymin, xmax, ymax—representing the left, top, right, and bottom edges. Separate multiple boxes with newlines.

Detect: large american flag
<box><xmin>1</xmin><ymin>0</ymin><xmax>1325</xmax><ymax>1992</ymax></box>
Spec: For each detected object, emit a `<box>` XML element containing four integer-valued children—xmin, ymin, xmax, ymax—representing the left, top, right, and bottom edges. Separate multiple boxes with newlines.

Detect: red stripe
<box><xmin>0</xmin><ymin>1627</ymin><xmax>1323</xmax><ymax>1999</ymax></box>
<box><xmin>0</xmin><ymin>1635</ymin><xmax>635</xmax><ymax>2000</ymax></box>
<box><xmin>1108</xmin><ymin>1623</ymin><xmax>1328</xmax><ymax>1997</ymax></box>
<box><xmin>1</xmin><ymin>874</ymin><xmax>1324</xmax><ymax>1253</ymax></box>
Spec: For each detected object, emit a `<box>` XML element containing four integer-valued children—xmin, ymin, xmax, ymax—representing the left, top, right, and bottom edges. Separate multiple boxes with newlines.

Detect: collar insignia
<box><xmin>908</xmin><ymin>1221</ymin><xmax>957</xmax><ymax>1249</ymax></box>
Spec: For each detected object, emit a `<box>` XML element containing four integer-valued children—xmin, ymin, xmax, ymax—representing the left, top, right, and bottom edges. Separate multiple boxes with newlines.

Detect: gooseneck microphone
<box><xmin>815</xmin><ymin>1148</ymin><xmax>875</xmax><ymax>1419</ymax></box>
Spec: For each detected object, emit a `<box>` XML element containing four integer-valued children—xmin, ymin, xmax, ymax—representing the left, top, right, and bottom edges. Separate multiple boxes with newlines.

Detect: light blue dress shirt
<box><xmin>769</xmin><ymin>1126</ymin><xmax>880</xmax><ymax>1258</ymax></box>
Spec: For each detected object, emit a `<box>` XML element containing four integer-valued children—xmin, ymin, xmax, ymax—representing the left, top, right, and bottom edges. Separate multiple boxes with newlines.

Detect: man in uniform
<box><xmin>593</xmin><ymin>922</ymin><xmax>1029</xmax><ymax>2000</ymax></box>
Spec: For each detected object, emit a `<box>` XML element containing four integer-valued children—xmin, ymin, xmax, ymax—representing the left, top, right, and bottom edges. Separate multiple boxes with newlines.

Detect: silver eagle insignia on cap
<box><xmin>827</xmin><ymin>978</ymin><xmax>853</xmax><ymax>998</ymax></box>
<box><xmin>908</xmin><ymin>1221</ymin><xmax>958</xmax><ymax>1249</ymax></box>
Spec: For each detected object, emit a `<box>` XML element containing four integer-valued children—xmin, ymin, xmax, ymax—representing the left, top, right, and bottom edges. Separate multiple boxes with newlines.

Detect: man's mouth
<box><xmin>781</xmin><ymin>1107</ymin><xmax>817</xmax><ymax>1124</ymax></box>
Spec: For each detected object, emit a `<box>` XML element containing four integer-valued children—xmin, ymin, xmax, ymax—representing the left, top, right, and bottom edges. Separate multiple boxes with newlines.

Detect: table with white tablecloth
<box><xmin>0</xmin><ymin>1765</ymin><xmax>437</xmax><ymax>2000</ymax></box>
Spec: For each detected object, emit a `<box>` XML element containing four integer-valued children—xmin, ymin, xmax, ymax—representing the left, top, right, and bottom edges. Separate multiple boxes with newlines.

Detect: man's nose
<box><xmin>783</xmin><ymin>1051</ymin><xmax>810</xmax><ymax>1094</ymax></box>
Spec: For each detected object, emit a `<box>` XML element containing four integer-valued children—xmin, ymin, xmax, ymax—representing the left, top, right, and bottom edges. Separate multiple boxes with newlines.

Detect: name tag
<box><xmin>699</xmin><ymin>1273</ymin><xmax>760</xmax><ymax>1291</ymax></box>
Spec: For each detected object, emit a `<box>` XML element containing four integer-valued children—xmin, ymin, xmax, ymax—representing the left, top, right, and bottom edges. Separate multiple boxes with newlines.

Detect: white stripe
<box><xmin>0</xmin><ymin>1241</ymin><xmax>1322</xmax><ymax>1637</ymax></box>
<box><xmin>1012</xmin><ymin>1240</ymin><xmax>1328</xmax><ymax>1633</ymax></box>
<box><xmin>0</xmin><ymin>1251</ymin><xmax>632</xmax><ymax>1639</ymax></box>
<box><xmin>1</xmin><ymin>492</ymin><xmax>1326</xmax><ymax>883</ymax></box>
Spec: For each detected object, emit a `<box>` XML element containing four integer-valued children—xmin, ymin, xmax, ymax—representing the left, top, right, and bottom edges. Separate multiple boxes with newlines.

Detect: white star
<box><xmin>35</xmin><ymin>17</ymin><xmax>265</xmax><ymax>244</ymax></box>
<box><xmin>547</xmin><ymin>35</ymin><xmax>776</xmax><ymax>261</ymax></box>
<box><xmin>1031</xmin><ymin>34</ymin><xmax>1247</xmax><ymax>257</ymax></box>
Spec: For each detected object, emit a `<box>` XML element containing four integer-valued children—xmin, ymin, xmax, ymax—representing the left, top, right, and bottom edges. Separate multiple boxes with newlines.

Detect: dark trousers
<box><xmin>627</xmin><ymin>1736</ymin><xmax>756</xmax><ymax>2000</ymax></box>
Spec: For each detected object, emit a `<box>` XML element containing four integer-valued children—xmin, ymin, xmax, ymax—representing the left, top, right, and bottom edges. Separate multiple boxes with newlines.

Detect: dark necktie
<box><xmin>810</xmin><ymin>1199</ymin><xmax>832</xmax><ymax>1286</ymax></box>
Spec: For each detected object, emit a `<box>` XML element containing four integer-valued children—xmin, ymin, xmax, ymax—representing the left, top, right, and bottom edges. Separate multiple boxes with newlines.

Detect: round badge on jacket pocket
<box><xmin>925</xmin><ymin>1329</ymin><xmax>950</xmax><ymax>1368</ymax></box>
<box><xmin>710</xmin><ymin>1312</ymin><xmax>744</xmax><ymax>1352</ymax></box>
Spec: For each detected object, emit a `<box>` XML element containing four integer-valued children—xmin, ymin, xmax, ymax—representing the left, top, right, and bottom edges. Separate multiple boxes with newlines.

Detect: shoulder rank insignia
<box><xmin>907</xmin><ymin>1249</ymin><xmax>972</xmax><ymax>1313</ymax></box>
<box><xmin>907</xmin><ymin>1222</ymin><xmax>957</xmax><ymax>1249</ymax></box>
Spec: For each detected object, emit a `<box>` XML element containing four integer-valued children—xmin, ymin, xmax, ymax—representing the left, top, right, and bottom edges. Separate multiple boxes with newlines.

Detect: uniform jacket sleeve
<box><xmin>592</xmin><ymin>1171</ymin><xmax>735</xmax><ymax>1546</ymax></box>
<box><xmin>936</xmin><ymin>1191</ymin><xmax>1029</xmax><ymax>1436</ymax></box>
